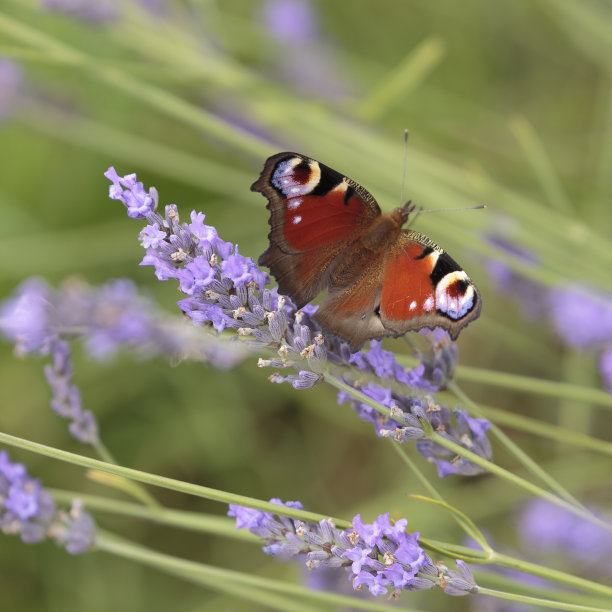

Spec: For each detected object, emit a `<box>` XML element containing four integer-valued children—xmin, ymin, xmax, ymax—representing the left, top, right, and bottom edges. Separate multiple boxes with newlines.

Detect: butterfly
<box><xmin>252</xmin><ymin>152</ymin><xmax>481</xmax><ymax>348</ymax></box>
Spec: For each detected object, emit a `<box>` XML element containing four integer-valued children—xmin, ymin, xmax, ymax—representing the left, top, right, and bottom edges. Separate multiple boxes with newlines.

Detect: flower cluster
<box><xmin>106</xmin><ymin>167</ymin><xmax>493</xmax><ymax>475</ymax></box>
<box><xmin>338</xmin><ymin>338</ymin><xmax>492</xmax><ymax>476</ymax></box>
<box><xmin>0</xmin><ymin>276</ymin><xmax>245</xmax><ymax>366</ymax></box>
<box><xmin>486</xmin><ymin>235</ymin><xmax>612</xmax><ymax>393</ymax></box>
<box><xmin>229</xmin><ymin>499</ymin><xmax>478</xmax><ymax>598</ymax></box>
<box><xmin>0</xmin><ymin>276</ymin><xmax>246</xmax><ymax>443</ymax></box>
<box><xmin>0</xmin><ymin>450</ymin><xmax>96</xmax><ymax>553</ymax></box>
<box><xmin>44</xmin><ymin>340</ymin><xmax>99</xmax><ymax>445</ymax></box>
<box><xmin>519</xmin><ymin>499</ymin><xmax>612</xmax><ymax>567</ymax></box>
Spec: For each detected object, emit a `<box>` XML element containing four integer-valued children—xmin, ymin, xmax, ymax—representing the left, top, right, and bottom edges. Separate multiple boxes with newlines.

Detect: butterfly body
<box><xmin>252</xmin><ymin>152</ymin><xmax>481</xmax><ymax>348</ymax></box>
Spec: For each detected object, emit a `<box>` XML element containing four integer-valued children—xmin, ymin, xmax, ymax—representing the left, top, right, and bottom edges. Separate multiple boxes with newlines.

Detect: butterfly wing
<box><xmin>378</xmin><ymin>231</ymin><xmax>481</xmax><ymax>340</ymax></box>
<box><xmin>252</xmin><ymin>152</ymin><xmax>381</xmax><ymax>307</ymax></box>
<box><xmin>315</xmin><ymin>231</ymin><xmax>481</xmax><ymax>347</ymax></box>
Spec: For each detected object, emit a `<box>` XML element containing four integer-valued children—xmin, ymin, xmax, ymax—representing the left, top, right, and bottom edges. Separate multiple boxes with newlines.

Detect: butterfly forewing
<box><xmin>252</xmin><ymin>152</ymin><xmax>380</xmax><ymax>306</ymax></box>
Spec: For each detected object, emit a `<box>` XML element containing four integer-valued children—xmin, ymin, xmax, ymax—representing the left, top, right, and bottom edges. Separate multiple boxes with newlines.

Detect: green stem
<box><xmin>447</xmin><ymin>381</ymin><xmax>585</xmax><ymax>508</ymax></box>
<box><xmin>477</xmin><ymin>587</ymin><xmax>611</xmax><ymax>612</ymax></box>
<box><xmin>97</xmin><ymin>533</ymin><xmax>425</xmax><ymax>612</ymax></box>
<box><xmin>91</xmin><ymin>440</ymin><xmax>160</xmax><ymax>508</ymax></box>
<box><xmin>391</xmin><ymin>445</ymin><xmax>490</xmax><ymax>550</ymax></box>
<box><xmin>423</xmin><ymin>538</ymin><xmax>612</xmax><ymax>600</ymax></box>
<box><xmin>392</xmin><ymin>356</ymin><xmax>612</xmax><ymax>410</ymax></box>
<box><xmin>474</xmin><ymin>569</ymin><xmax>612</xmax><ymax>610</ymax></box>
<box><xmin>426</xmin><ymin>428</ymin><xmax>611</xmax><ymax>532</ymax></box>
<box><xmin>474</xmin><ymin>404</ymin><xmax>612</xmax><ymax>456</ymax></box>
<box><xmin>325</xmin><ymin>375</ymin><xmax>601</xmax><ymax>530</ymax></box>
<box><xmin>0</xmin><ymin>430</ymin><xmax>349</xmax><ymax>528</ymax></box>
<box><xmin>509</xmin><ymin>115</ymin><xmax>574</xmax><ymax>215</ymax></box>
<box><xmin>20</xmin><ymin>104</ymin><xmax>254</xmax><ymax>199</ymax></box>
<box><xmin>0</xmin><ymin>11</ymin><xmax>272</xmax><ymax>158</ymax></box>
<box><xmin>49</xmin><ymin>489</ymin><xmax>257</xmax><ymax>542</ymax></box>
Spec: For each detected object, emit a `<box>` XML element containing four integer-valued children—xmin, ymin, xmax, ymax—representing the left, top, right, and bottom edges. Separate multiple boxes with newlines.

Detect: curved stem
<box><xmin>476</xmin><ymin>587</ymin><xmax>611</xmax><ymax>612</ymax></box>
<box><xmin>0</xmin><ymin>430</ymin><xmax>349</xmax><ymax>528</ymax></box>
<box><xmin>447</xmin><ymin>381</ymin><xmax>584</xmax><ymax>508</ymax></box>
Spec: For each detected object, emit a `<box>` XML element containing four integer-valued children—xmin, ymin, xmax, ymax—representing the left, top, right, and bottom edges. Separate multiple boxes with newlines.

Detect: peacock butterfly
<box><xmin>252</xmin><ymin>152</ymin><xmax>481</xmax><ymax>348</ymax></box>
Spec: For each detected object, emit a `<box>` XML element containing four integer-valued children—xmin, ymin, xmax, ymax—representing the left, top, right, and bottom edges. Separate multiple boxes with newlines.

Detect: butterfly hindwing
<box><xmin>252</xmin><ymin>152</ymin><xmax>381</xmax><ymax>306</ymax></box>
<box><xmin>378</xmin><ymin>232</ymin><xmax>481</xmax><ymax>341</ymax></box>
<box><xmin>315</xmin><ymin>233</ymin><xmax>480</xmax><ymax>347</ymax></box>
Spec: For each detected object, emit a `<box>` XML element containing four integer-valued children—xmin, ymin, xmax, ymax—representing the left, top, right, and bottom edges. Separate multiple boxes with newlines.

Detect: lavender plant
<box><xmin>105</xmin><ymin>166</ymin><xmax>494</xmax><ymax>476</ymax></box>
<box><xmin>486</xmin><ymin>236</ymin><xmax>612</xmax><ymax>392</ymax></box>
<box><xmin>0</xmin><ymin>166</ymin><xmax>610</xmax><ymax>611</ymax></box>
<box><xmin>2</xmin><ymin>4</ymin><xmax>612</xmax><ymax>610</ymax></box>
<box><xmin>0</xmin><ymin>449</ymin><xmax>96</xmax><ymax>554</ymax></box>
<box><xmin>229</xmin><ymin>499</ymin><xmax>478</xmax><ymax>598</ymax></box>
<box><xmin>0</xmin><ymin>277</ymin><xmax>246</xmax><ymax>447</ymax></box>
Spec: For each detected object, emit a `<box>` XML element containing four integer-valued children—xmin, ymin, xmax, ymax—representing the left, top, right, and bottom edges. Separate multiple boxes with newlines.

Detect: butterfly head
<box><xmin>396</xmin><ymin>200</ymin><xmax>422</xmax><ymax>228</ymax></box>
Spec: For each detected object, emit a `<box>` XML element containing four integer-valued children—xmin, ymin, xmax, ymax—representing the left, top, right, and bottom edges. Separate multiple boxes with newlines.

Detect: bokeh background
<box><xmin>1</xmin><ymin>0</ymin><xmax>611</xmax><ymax>610</ymax></box>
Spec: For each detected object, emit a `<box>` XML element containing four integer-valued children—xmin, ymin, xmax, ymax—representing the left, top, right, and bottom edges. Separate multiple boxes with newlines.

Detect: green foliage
<box><xmin>1</xmin><ymin>0</ymin><xmax>611</xmax><ymax>610</ymax></box>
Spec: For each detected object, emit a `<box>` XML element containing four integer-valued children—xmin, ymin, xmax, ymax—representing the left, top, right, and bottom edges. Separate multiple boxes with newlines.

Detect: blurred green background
<box><xmin>1</xmin><ymin>0</ymin><xmax>611</xmax><ymax>610</ymax></box>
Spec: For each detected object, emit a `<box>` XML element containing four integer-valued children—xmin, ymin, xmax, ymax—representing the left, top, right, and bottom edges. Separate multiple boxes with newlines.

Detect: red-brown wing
<box><xmin>379</xmin><ymin>232</ymin><xmax>481</xmax><ymax>340</ymax></box>
<box><xmin>314</xmin><ymin>232</ymin><xmax>481</xmax><ymax>348</ymax></box>
<box><xmin>314</xmin><ymin>260</ymin><xmax>388</xmax><ymax>348</ymax></box>
<box><xmin>252</xmin><ymin>152</ymin><xmax>380</xmax><ymax>306</ymax></box>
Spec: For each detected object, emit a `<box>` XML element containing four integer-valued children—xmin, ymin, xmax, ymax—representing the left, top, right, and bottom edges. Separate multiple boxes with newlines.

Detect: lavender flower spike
<box><xmin>107</xmin><ymin>167</ymin><xmax>493</xmax><ymax>477</ymax></box>
<box><xmin>229</xmin><ymin>499</ymin><xmax>478</xmax><ymax>598</ymax></box>
<box><xmin>1</xmin><ymin>276</ymin><xmax>248</xmax><ymax>443</ymax></box>
<box><xmin>105</xmin><ymin>166</ymin><xmax>159</xmax><ymax>218</ymax></box>
<box><xmin>0</xmin><ymin>450</ymin><xmax>96</xmax><ymax>553</ymax></box>
<box><xmin>519</xmin><ymin>499</ymin><xmax>612</xmax><ymax>565</ymax></box>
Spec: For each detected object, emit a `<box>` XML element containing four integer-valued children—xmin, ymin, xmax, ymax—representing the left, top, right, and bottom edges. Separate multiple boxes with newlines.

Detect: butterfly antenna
<box><xmin>419</xmin><ymin>204</ymin><xmax>488</xmax><ymax>214</ymax></box>
<box><xmin>400</xmin><ymin>129</ymin><xmax>409</xmax><ymax>206</ymax></box>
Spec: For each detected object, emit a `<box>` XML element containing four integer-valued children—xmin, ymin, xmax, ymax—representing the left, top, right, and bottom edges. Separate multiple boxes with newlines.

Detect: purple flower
<box><xmin>487</xmin><ymin>235</ymin><xmax>612</xmax><ymax>353</ymax></box>
<box><xmin>43</xmin><ymin>339</ymin><xmax>99</xmax><ymax>445</ymax></box>
<box><xmin>261</xmin><ymin>0</ymin><xmax>318</xmax><ymax>43</ymax></box>
<box><xmin>352</xmin><ymin>570</ymin><xmax>390</xmax><ymax>596</ymax></box>
<box><xmin>178</xmin><ymin>256</ymin><xmax>215</xmax><ymax>295</ymax></box>
<box><xmin>105</xmin><ymin>167</ymin><xmax>158</xmax><ymax>218</ymax></box>
<box><xmin>416</xmin><ymin>407</ymin><xmax>492</xmax><ymax>477</ymax></box>
<box><xmin>49</xmin><ymin>500</ymin><xmax>97</xmax><ymax>555</ymax></box>
<box><xmin>440</xmin><ymin>560</ymin><xmax>478</xmax><ymax>596</ymax></box>
<box><xmin>519</xmin><ymin>499</ymin><xmax>612</xmax><ymax>564</ymax></box>
<box><xmin>0</xmin><ymin>450</ymin><xmax>96</xmax><ymax>552</ymax></box>
<box><xmin>139</xmin><ymin>223</ymin><xmax>167</xmax><ymax>249</ymax></box>
<box><xmin>187</xmin><ymin>211</ymin><xmax>218</xmax><ymax>245</ymax></box>
<box><xmin>0</xmin><ymin>57</ymin><xmax>22</xmax><ymax>120</ymax></box>
<box><xmin>0</xmin><ymin>278</ymin><xmax>52</xmax><ymax>354</ymax></box>
<box><xmin>140</xmin><ymin>250</ymin><xmax>179</xmax><ymax>281</ymax></box>
<box><xmin>229</xmin><ymin>499</ymin><xmax>477</xmax><ymax>598</ymax></box>
<box><xmin>5</xmin><ymin>479</ymin><xmax>43</xmax><ymax>520</ymax></box>
<box><xmin>220</xmin><ymin>247</ymin><xmax>254</xmax><ymax>287</ymax></box>
<box><xmin>548</xmin><ymin>286</ymin><xmax>612</xmax><ymax>351</ymax></box>
<box><xmin>1</xmin><ymin>277</ymin><xmax>247</xmax><ymax>444</ymax></box>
